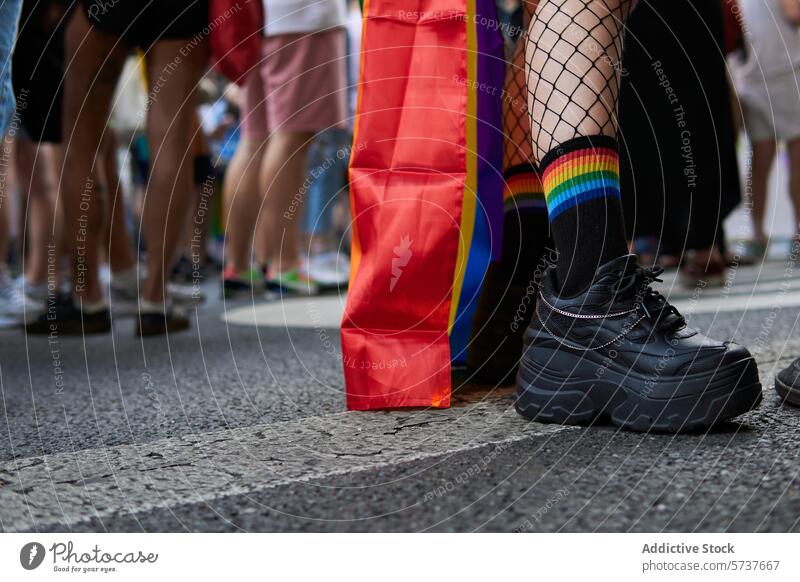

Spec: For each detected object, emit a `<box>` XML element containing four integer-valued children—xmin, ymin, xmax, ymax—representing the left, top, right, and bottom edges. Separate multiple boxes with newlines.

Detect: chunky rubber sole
<box><xmin>135</xmin><ymin>314</ymin><xmax>190</xmax><ymax>336</ymax></box>
<box><xmin>775</xmin><ymin>377</ymin><xmax>800</xmax><ymax>407</ymax></box>
<box><xmin>25</xmin><ymin>316</ymin><xmax>111</xmax><ymax>335</ymax></box>
<box><xmin>515</xmin><ymin>348</ymin><xmax>762</xmax><ymax>433</ymax></box>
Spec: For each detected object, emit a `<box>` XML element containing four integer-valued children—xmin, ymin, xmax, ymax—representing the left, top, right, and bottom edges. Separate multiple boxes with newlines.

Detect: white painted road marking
<box><xmin>0</xmin><ymin>399</ymin><xmax>571</xmax><ymax>532</ymax></box>
<box><xmin>223</xmin><ymin>295</ymin><xmax>346</xmax><ymax>329</ymax></box>
<box><xmin>221</xmin><ymin>264</ymin><xmax>800</xmax><ymax>328</ymax></box>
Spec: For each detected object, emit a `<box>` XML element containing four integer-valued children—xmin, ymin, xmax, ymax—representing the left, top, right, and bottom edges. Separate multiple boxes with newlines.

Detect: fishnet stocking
<box><xmin>503</xmin><ymin>1</ymin><xmax>538</xmax><ymax>170</ymax></box>
<box><xmin>525</xmin><ymin>0</ymin><xmax>633</xmax><ymax>161</ymax></box>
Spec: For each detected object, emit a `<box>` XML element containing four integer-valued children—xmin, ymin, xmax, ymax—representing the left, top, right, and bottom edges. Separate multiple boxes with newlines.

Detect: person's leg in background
<box><xmin>138</xmin><ymin>36</ymin><xmax>208</xmax><ymax>333</ymax></box>
<box><xmin>0</xmin><ymin>134</ymin><xmax>38</xmax><ymax>325</ymax></box>
<box><xmin>259</xmin><ymin>28</ymin><xmax>348</xmax><ymax>296</ymax></box>
<box><xmin>748</xmin><ymin>139</ymin><xmax>775</xmax><ymax>250</ymax></box>
<box><xmin>259</xmin><ymin>130</ymin><xmax>313</xmax><ymax>292</ymax></box>
<box><xmin>784</xmin><ymin>138</ymin><xmax>800</xmax><ymax>243</ymax></box>
<box><xmin>97</xmin><ymin>131</ymin><xmax>139</xmax><ymax>303</ymax></box>
<box><xmin>735</xmin><ymin>90</ymin><xmax>780</xmax><ymax>261</ymax></box>
<box><xmin>516</xmin><ymin>0</ymin><xmax>762</xmax><ymax>433</ymax></box>
<box><xmin>27</xmin><ymin>8</ymin><xmax>127</xmax><ymax>334</ymax></box>
<box><xmin>15</xmin><ymin>139</ymin><xmax>60</xmax><ymax>299</ymax></box>
<box><xmin>101</xmin><ymin>133</ymin><xmax>135</xmax><ymax>275</ymax></box>
<box><xmin>222</xmin><ymin>65</ymin><xmax>269</xmax><ymax>298</ymax></box>
<box><xmin>10</xmin><ymin>0</ymin><xmax>69</xmax><ymax>304</ymax></box>
<box><xmin>467</xmin><ymin>0</ymin><xmax>551</xmax><ymax>385</ymax></box>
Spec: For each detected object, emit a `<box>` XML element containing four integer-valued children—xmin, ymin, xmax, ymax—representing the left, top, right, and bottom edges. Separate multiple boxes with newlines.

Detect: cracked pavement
<box><xmin>1</xmin><ymin>262</ymin><xmax>800</xmax><ymax>532</ymax></box>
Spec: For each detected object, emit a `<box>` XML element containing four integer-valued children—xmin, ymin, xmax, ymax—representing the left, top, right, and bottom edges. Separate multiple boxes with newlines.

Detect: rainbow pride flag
<box><xmin>342</xmin><ymin>0</ymin><xmax>505</xmax><ymax>409</ymax></box>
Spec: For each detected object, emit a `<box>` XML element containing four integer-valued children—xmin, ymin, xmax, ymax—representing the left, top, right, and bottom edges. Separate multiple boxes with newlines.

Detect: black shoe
<box><xmin>222</xmin><ymin>267</ymin><xmax>265</xmax><ymax>299</ymax></box>
<box><xmin>171</xmin><ymin>254</ymin><xmax>196</xmax><ymax>284</ymax></box>
<box><xmin>25</xmin><ymin>293</ymin><xmax>111</xmax><ymax>335</ymax></box>
<box><xmin>136</xmin><ymin>304</ymin><xmax>190</xmax><ymax>336</ymax></box>
<box><xmin>467</xmin><ymin>263</ymin><xmax>535</xmax><ymax>385</ymax></box>
<box><xmin>775</xmin><ymin>357</ymin><xmax>800</xmax><ymax>406</ymax></box>
<box><xmin>516</xmin><ymin>255</ymin><xmax>762</xmax><ymax>433</ymax></box>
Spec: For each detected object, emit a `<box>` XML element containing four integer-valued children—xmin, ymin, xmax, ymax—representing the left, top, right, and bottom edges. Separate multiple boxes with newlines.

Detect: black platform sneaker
<box><xmin>515</xmin><ymin>255</ymin><xmax>762</xmax><ymax>433</ymax></box>
<box><xmin>775</xmin><ymin>356</ymin><xmax>800</xmax><ymax>407</ymax></box>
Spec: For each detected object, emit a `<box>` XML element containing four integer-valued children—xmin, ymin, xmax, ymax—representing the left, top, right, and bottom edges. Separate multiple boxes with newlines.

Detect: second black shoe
<box><xmin>25</xmin><ymin>293</ymin><xmax>112</xmax><ymax>335</ymax></box>
<box><xmin>775</xmin><ymin>357</ymin><xmax>800</xmax><ymax>407</ymax></box>
<box><xmin>136</xmin><ymin>303</ymin><xmax>190</xmax><ymax>336</ymax></box>
<box><xmin>516</xmin><ymin>255</ymin><xmax>762</xmax><ymax>433</ymax></box>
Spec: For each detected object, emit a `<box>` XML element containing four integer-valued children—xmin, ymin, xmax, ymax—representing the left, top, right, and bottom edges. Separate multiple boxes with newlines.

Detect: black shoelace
<box><xmin>629</xmin><ymin>266</ymin><xmax>685</xmax><ymax>332</ymax></box>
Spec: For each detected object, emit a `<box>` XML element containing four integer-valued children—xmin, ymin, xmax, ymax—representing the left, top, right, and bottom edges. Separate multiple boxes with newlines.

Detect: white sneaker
<box><xmin>15</xmin><ymin>275</ymin><xmax>50</xmax><ymax>303</ymax></box>
<box><xmin>306</xmin><ymin>252</ymin><xmax>350</xmax><ymax>288</ymax></box>
<box><xmin>110</xmin><ymin>264</ymin><xmax>143</xmax><ymax>302</ymax></box>
<box><xmin>0</xmin><ymin>269</ymin><xmax>41</xmax><ymax>322</ymax></box>
<box><xmin>168</xmin><ymin>282</ymin><xmax>205</xmax><ymax>307</ymax></box>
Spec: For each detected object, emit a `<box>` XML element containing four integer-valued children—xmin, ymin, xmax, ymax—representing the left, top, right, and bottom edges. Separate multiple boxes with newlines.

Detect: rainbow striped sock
<box><xmin>540</xmin><ymin>140</ymin><xmax>621</xmax><ymax>220</ymax></box>
<box><xmin>503</xmin><ymin>163</ymin><xmax>546</xmax><ymax>214</ymax></box>
<box><xmin>537</xmin><ymin>135</ymin><xmax>628</xmax><ymax>294</ymax></box>
<box><xmin>497</xmin><ymin>163</ymin><xmax>551</xmax><ymax>285</ymax></box>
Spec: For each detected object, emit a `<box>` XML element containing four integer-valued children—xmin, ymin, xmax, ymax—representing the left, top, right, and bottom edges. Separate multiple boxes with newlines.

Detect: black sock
<box><xmin>497</xmin><ymin>163</ymin><xmax>552</xmax><ymax>285</ymax></box>
<box><xmin>539</xmin><ymin>135</ymin><xmax>628</xmax><ymax>295</ymax></box>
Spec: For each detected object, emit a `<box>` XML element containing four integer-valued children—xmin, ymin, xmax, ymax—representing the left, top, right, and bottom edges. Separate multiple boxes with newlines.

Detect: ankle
<box><xmin>540</xmin><ymin>136</ymin><xmax>628</xmax><ymax>296</ymax></box>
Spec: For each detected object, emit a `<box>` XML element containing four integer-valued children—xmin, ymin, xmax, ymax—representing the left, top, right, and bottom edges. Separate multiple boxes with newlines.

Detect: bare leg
<box><xmin>141</xmin><ymin>38</ymin><xmax>208</xmax><ymax>303</ymax></box>
<box><xmin>750</xmin><ymin>139</ymin><xmax>775</xmax><ymax>243</ymax></box>
<box><xmin>98</xmin><ymin>132</ymin><xmax>136</xmax><ymax>273</ymax></box>
<box><xmin>258</xmin><ymin>131</ymin><xmax>312</xmax><ymax>272</ymax></box>
<box><xmin>785</xmin><ymin>138</ymin><xmax>800</xmax><ymax>238</ymax></box>
<box><xmin>16</xmin><ymin>139</ymin><xmax>60</xmax><ymax>285</ymax></box>
<box><xmin>223</xmin><ymin>138</ymin><xmax>268</xmax><ymax>273</ymax></box>
<box><xmin>61</xmin><ymin>9</ymin><xmax>127</xmax><ymax>303</ymax></box>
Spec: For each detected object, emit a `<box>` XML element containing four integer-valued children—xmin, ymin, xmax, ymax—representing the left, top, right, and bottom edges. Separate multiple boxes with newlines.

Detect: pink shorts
<box><xmin>240</xmin><ymin>29</ymin><xmax>348</xmax><ymax>138</ymax></box>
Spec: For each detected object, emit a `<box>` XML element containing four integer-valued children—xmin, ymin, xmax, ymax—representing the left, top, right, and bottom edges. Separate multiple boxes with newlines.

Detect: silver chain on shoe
<box><xmin>534</xmin><ymin>292</ymin><xmax>647</xmax><ymax>352</ymax></box>
<box><xmin>537</xmin><ymin>292</ymin><xmax>638</xmax><ymax>319</ymax></box>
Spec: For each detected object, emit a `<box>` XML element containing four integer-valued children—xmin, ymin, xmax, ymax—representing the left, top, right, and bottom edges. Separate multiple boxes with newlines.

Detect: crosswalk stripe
<box><xmin>223</xmin><ymin>295</ymin><xmax>345</xmax><ymax>329</ymax></box>
<box><xmin>0</xmin><ymin>398</ymin><xmax>570</xmax><ymax>532</ymax></box>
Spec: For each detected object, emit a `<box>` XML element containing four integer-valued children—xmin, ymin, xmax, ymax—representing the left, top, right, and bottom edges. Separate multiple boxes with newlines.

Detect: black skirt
<box><xmin>80</xmin><ymin>0</ymin><xmax>209</xmax><ymax>48</ymax></box>
<box><xmin>619</xmin><ymin>0</ymin><xmax>741</xmax><ymax>252</ymax></box>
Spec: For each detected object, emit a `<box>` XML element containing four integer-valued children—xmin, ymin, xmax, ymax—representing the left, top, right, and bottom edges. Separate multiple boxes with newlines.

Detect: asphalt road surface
<box><xmin>1</xmin><ymin>260</ymin><xmax>799</xmax><ymax>532</ymax></box>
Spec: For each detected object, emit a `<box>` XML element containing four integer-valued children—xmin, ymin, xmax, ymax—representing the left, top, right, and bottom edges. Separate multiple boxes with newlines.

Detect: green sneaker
<box><xmin>222</xmin><ymin>267</ymin><xmax>265</xmax><ymax>299</ymax></box>
<box><xmin>266</xmin><ymin>268</ymin><xmax>319</xmax><ymax>296</ymax></box>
